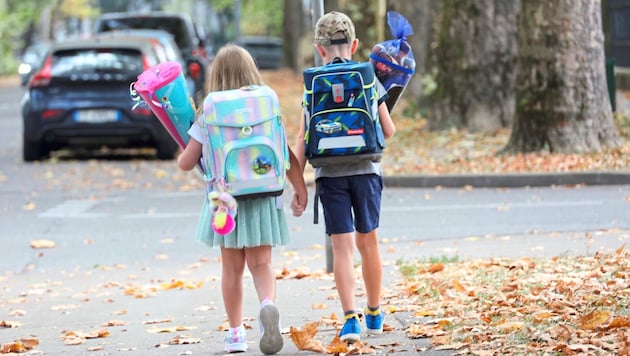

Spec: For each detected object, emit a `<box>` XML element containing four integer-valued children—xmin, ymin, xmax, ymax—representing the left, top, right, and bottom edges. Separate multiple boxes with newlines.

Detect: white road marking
<box><xmin>39</xmin><ymin>199</ymin><xmax>109</xmax><ymax>218</ymax></box>
<box><xmin>38</xmin><ymin>195</ymin><xmax>604</xmax><ymax>220</ymax></box>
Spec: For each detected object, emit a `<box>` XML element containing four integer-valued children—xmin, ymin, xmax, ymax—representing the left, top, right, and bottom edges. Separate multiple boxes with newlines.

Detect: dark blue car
<box><xmin>21</xmin><ymin>37</ymin><xmax>179</xmax><ymax>161</ymax></box>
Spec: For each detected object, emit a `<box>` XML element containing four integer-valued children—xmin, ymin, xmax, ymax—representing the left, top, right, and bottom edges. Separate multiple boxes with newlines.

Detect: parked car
<box><xmin>21</xmin><ymin>37</ymin><xmax>179</xmax><ymax>161</ymax></box>
<box><xmin>234</xmin><ymin>36</ymin><xmax>283</xmax><ymax>69</ymax></box>
<box><xmin>93</xmin><ymin>12</ymin><xmax>209</xmax><ymax>104</ymax></box>
<box><xmin>18</xmin><ymin>42</ymin><xmax>51</xmax><ymax>86</ymax></box>
<box><xmin>95</xmin><ymin>29</ymin><xmax>196</xmax><ymax>96</ymax></box>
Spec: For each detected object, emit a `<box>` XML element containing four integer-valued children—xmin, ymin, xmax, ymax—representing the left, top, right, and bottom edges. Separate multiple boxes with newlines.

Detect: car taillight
<box><xmin>134</xmin><ymin>107</ymin><xmax>153</xmax><ymax>116</ymax></box>
<box><xmin>42</xmin><ymin>109</ymin><xmax>64</xmax><ymax>120</ymax></box>
<box><xmin>142</xmin><ymin>54</ymin><xmax>152</xmax><ymax>70</ymax></box>
<box><xmin>29</xmin><ymin>57</ymin><xmax>52</xmax><ymax>87</ymax></box>
<box><xmin>188</xmin><ymin>62</ymin><xmax>201</xmax><ymax>80</ymax></box>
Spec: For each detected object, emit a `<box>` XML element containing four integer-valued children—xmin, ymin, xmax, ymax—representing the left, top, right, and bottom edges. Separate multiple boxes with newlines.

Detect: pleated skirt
<box><xmin>195</xmin><ymin>195</ymin><xmax>291</xmax><ymax>249</ymax></box>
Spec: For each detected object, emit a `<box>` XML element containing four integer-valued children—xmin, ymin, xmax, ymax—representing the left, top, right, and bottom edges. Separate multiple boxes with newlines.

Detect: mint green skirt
<box><xmin>195</xmin><ymin>195</ymin><xmax>291</xmax><ymax>248</ymax></box>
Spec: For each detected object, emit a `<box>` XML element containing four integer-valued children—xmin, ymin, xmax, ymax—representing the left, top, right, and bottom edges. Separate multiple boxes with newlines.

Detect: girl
<box><xmin>177</xmin><ymin>44</ymin><xmax>308</xmax><ymax>354</ymax></box>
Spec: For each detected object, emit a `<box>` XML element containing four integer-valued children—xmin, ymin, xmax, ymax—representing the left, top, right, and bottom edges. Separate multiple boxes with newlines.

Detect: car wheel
<box><xmin>23</xmin><ymin>138</ymin><xmax>45</xmax><ymax>162</ymax></box>
<box><xmin>156</xmin><ymin>140</ymin><xmax>178</xmax><ymax>160</ymax></box>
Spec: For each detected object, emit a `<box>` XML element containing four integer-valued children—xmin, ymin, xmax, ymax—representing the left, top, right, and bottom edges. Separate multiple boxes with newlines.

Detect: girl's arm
<box><xmin>177</xmin><ymin>139</ymin><xmax>202</xmax><ymax>171</ymax></box>
<box><xmin>287</xmin><ymin>146</ymin><xmax>308</xmax><ymax>217</ymax></box>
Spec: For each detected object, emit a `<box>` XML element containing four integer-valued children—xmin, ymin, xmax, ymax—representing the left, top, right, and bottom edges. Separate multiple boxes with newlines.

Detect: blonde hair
<box><xmin>206</xmin><ymin>44</ymin><xmax>263</xmax><ymax>92</ymax></box>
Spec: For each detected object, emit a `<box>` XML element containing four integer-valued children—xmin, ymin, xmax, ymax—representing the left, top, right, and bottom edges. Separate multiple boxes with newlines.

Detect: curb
<box><xmin>383</xmin><ymin>171</ymin><xmax>630</xmax><ymax>188</ymax></box>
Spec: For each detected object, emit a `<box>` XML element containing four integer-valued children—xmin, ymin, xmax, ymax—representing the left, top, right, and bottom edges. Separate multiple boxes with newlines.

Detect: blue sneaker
<box><xmin>365</xmin><ymin>306</ymin><xmax>384</xmax><ymax>334</ymax></box>
<box><xmin>339</xmin><ymin>313</ymin><xmax>361</xmax><ymax>343</ymax></box>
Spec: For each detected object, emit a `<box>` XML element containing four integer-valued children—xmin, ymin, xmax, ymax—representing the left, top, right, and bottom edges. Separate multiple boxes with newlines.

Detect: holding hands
<box><xmin>291</xmin><ymin>189</ymin><xmax>307</xmax><ymax>217</ymax></box>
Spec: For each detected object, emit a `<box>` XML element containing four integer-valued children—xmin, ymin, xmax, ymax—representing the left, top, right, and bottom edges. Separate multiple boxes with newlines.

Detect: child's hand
<box><xmin>291</xmin><ymin>191</ymin><xmax>306</xmax><ymax>217</ymax></box>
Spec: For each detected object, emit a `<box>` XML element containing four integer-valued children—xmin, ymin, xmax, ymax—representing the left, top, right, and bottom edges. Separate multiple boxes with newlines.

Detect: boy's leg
<box><xmin>220</xmin><ymin>247</ymin><xmax>246</xmax><ymax>327</ymax></box>
<box><xmin>355</xmin><ymin>229</ymin><xmax>382</xmax><ymax>308</ymax></box>
<box><xmin>332</xmin><ymin>231</ymin><xmax>361</xmax><ymax>343</ymax></box>
<box><xmin>245</xmin><ymin>245</ymin><xmax>275</xmax><ymax>302</ymax></box>
<box><xmin>331</xmin><ymin>232</ymin><xmax>357</xmax><ymax>312</ymax></box>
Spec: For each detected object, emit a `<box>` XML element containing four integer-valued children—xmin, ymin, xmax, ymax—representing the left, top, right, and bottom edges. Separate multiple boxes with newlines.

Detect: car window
<box><xmin>51</xmin><ymin>49</ymin><xmax>149</xmax><ymax>76</ymax></box>
<box><xmin>23</xmin><ymin>44</ymin><xmax>50</xmax><ymax>65</ymax></box>
<box><xmin>100</xmin><ymin>17</ymin><xmax>193</xmax><ymax>50</ymax></box>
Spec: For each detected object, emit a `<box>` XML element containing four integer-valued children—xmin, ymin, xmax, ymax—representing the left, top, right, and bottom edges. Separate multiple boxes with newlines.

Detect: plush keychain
<box><xmin>208</xmin><ymin>191</ymin><xmax>238</xmax><ymax>235</ymax></box>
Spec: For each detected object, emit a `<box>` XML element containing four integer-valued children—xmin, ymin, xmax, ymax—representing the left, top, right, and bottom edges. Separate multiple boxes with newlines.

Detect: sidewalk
<box><xmin>1</xmin><ymin>172</ymin><xmax>629</xmax><ymax>355</ymax></box>
<box><xmin>2</xmin><ymin>227</ymin><xmax>627</xmax><ymax>355</ymax></box>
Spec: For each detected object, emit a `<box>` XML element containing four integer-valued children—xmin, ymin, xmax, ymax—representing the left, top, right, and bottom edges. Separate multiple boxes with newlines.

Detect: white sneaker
<box><xmin>224</xmin><ymin>324</ymin><xmax>247</xmax><ymax>353</ymax></box>
<box><xmin>259</xmin><ymin>303</ymin><xmax>283</xmax><ymax>355</ymax></box>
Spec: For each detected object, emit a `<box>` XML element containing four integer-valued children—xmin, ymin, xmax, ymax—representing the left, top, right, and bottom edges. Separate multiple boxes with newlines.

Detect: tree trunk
<box><xmin>503</xmin><ymin>0</ymin><xmax>621</xmax><ymax>153</ymax></box>
<box><xmin>282</xmin><ymin>0</ymin><xmax>305</xmax><ymax>72</ymax></box>
<box><xmin>428</xmin><ymin>0</ymin><xmax>519</xmax><ymax>132</ymax></box>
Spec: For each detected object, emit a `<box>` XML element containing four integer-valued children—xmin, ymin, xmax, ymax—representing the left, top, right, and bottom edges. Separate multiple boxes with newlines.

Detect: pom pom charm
<box><xmin>212</xmin><ymin>210</ymin><xmax>235</xmax><ymax>235</ymax></box>
<box><xmin>208</xmin><ymin>191</ymin><xmax>238</xmax><ymax>235</ymax></box>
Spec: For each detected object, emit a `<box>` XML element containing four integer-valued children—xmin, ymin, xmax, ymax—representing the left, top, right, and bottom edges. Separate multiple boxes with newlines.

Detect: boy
<box><xmin>294</xmin><ymin>11</ymin><xmax>396</xmax><ymax>343</ymax></box>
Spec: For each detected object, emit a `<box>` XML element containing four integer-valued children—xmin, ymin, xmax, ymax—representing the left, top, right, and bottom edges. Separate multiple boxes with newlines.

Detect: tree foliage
<box><xmin>0</xmin><ymin>0</ymin><xmax>52</xmax><ymax>74</ymax></box>
<box><xmin>60</xmin><ymin>0</ymin><xmax>99</xmax><ymax>18</ymax></box>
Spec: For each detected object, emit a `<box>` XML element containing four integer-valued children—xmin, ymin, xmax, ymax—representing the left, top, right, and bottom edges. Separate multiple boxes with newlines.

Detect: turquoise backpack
<box><xmin>200</xmin><ymin>85</ymin><xmax>288</xmax><ymax>199</ymax></box>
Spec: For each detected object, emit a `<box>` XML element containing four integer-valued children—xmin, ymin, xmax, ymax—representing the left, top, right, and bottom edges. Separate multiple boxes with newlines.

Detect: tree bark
<box><xmin>282</xmin><ymin>0</ymin><xmax>305</xmax><ymax>72</ymax></box>
<box><xmin>427</xmin><ymin>0</ymin><xmax>519</xmax><ymax>132</ymax></box>
<box><xmin>503</xmin><ymin>0</ymin><xmax>621</xmax><ymax>153</ymax></box>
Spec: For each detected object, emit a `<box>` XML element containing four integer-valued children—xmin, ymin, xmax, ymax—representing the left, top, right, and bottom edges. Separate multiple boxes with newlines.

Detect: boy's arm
<box><xmin>378</xmin><ymin>102</ymin><xmax>396</xmax><ymax>139</ymax></box>
<box><xmin>294</xmin><ymin>108</ymin><xmax>308</xmax><ymax>172</ymax></box>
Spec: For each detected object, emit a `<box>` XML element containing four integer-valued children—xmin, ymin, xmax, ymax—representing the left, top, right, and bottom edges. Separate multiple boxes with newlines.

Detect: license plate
<box><xmin>74</xmin><ymin>110</ymin><xmax>120</xmax><ymax>123</ymax></box>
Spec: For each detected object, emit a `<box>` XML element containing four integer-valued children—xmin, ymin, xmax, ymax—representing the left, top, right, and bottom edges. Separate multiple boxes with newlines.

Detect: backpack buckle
<box><xmin>332</xmin><ymin>83</ymin><xmax>344</xmax><ymax>103</ymax></box>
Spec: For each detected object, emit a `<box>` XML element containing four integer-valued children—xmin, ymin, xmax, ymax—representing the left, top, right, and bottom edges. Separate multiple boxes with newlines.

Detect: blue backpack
<box><xmin>302</xmin><ymin>58</ymin><xmax>385</xmax><ymax>167</ymax></box>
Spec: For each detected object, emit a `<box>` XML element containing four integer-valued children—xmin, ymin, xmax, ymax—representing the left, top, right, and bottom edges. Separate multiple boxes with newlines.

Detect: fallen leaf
<box><xmin>428</xmin><ymin>263</ymin><xmax>444</xmax><ymax>273</ymax></box>
<box><xmin>147</xmin><ymin>325</ymin><xmax>196</xmax><ymax>333</ymax></box>
<box><xmin>102</xmin><ymin>320</ymin><xmax>128</xmax><ymax>327</ymax></box>
<box><xmin>167</xmin><ymin>335</ymin><xmax>202</xmax><ymax>345</ymax></box>
<box><xmin>0</xmin><ymin>338</ymin><xmax>38</xmax><ymax>353</ymax></box>
<box><xmin>0</xmin><ymin>320</ymin><xmax>22</xmax><ymax>328</ymax></box>
<box><xmin>580</xmin><ymin>310</ymin><xmax>611</xmax><ymax>330</ymax></box>
<box><xmin>289</xmin><ymin>322</ymin><xmax>325</xmax><ymax>352</ymax></box>
<box><xmin>30</xmin><ymin>239</ymin><xmax>56</xmax><ymax>249</ymax></box>
<box><xmin>325</xmin><ymin>335</ymin><xmax>348</xmax><ymax>353</ymax></box>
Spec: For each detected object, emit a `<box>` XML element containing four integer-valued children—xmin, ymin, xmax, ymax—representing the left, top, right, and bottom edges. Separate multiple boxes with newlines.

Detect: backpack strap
<box><xmin>313</xmin><ymin>181</ymin><xmax>320</xmax><ymax>225</ymax></box>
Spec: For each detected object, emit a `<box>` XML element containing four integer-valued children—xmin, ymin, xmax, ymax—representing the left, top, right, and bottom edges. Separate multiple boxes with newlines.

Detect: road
<box><xmin>2</xmin><ymin>81</ymin><xmax>630</xmax><ymax>270</ymax></box>
<box><xmin>1</xmin><ymin>80</ymin><xmax>629</xmax><ymax>354</ymax></box>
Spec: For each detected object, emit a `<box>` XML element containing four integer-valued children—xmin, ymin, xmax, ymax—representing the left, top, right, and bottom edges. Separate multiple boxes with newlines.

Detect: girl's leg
<box><xmin>245</xmin><ymin>245</ymin><xmax>274</xmax><ymax>302</ymax></box>
<box><xmin>221</xmin><ymin>247</ymin><xmax>246</xmax><ymax>328</ymax></box>
<box><xmin>355</xmin><ymin>230</ymin><xmax>382</xmax><ymax>308</ymax></box>
<box><xmin>246</xmin><ymin>245</ymin><xmax>284</xmax><ymax>354</ymax></box>
<box><xmin>331</xmin><ymin>232</ymin><xmax>357</xmax><ymax>312</ymax></box>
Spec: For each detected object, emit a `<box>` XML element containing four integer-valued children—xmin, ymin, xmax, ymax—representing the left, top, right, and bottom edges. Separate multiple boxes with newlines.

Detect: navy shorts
<box><xmin>317</xmin><ymin>174</ymin><xmax>383</xmax><ymax>235</ymax></box>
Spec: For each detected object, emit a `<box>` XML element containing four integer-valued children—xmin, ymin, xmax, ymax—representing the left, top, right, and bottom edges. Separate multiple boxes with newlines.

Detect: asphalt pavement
<box><xmin>2</xmin><ymin>74</ymin><xmax>630</xmax><ymax>354</ymax></box>
<box><xmin>2</xmin><ymin>172</ymin><xmax>629</xmax><ymax>355</ymax></box>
